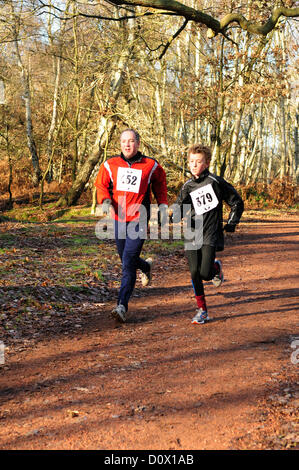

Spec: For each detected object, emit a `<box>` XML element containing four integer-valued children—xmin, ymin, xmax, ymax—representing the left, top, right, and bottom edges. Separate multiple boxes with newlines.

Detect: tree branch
<box><xmin>38</xmin><ymin>0</ymin><xmax>178</xmax><ymax>22</ymax></box>
<box><xmin>158</xmin><ymin>18</ymin><xmax>188</xmax><ymax>60</ymax></box>
<box><xmin>39</xmin><ymin>1</ymin><xmax>299</xmax><ymax>38</ymax></box>
<box><xmin>105</xmin><ymin>0</ymin><xmax>220</xmax><ymax>31</ymax></box>
<box><xmin>218</xmin><ymin>7</ymin><xmax>299</xmax><ymax>36</ymax></box>
<box><xmin>106</xmin><ymin>1</ymin><xmax>299</xmax><ymax>37</ymax></box>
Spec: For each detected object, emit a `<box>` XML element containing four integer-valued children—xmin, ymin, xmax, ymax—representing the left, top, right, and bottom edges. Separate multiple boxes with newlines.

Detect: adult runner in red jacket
<box><xmin>95</xmin><ymin>129</ymin><xmax>168</xmax><ymax>322</ymax></box>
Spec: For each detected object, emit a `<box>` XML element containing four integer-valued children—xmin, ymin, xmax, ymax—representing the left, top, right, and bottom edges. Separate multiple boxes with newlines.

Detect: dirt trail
<box><xmin>0</xmin><ymin>213</ymin><xmax>298</xmax><ymax>450</ymax></box>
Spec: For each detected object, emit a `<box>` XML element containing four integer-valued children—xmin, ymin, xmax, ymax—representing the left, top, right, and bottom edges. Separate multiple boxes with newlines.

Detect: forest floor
<box><xmin>0</xmin><ymin>208</ymin><xmax>298</xmax><ymax>451</ymax></box>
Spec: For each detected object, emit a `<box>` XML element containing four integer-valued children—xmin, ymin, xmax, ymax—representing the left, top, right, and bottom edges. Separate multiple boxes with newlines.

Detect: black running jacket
<box><xmin>175</xmin><ymin>169</ymin><xmax>244</xmax><ymax>251</ymax></box>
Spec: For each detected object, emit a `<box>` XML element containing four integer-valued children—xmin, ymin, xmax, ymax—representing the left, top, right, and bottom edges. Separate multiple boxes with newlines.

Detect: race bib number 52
<box><xmin>116</xmin><ymin>167</ymin><xmax>142</xmax><ymax>193</ymax></box>
<box><xmin>190</xmin><ymin>183</ymin><xmax>219</xmax><ymax>215</ymax></box>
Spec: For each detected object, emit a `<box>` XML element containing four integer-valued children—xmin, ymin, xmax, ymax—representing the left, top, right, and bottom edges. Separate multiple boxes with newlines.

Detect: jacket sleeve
<box><xmin>151</xmin><ymin>163</ymin><xmax>168</xmax><ymax>205</ymax></box>
<box><xmin>175</xmin><ymin>182</ymin><xmax>192</xmax><ymax>219</ymax></box>
<box><xmin>221</xmin><ymin>179</ymin><xmax>244</xmax><ymax>226</ymax></box>
<box><xmin>94</xmin><ymin>162</ymin><xmax>112</xmax><ymax>205</ymax></box>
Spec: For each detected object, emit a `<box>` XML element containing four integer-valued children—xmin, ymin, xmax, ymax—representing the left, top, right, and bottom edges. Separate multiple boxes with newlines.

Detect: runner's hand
<box><xmin>101</xmin><ymin>200</ymin><xmax>115</xmax><ymax>221</ymax></box>
<box><xmin>169</xmin><ymin>209</ymin><xmax>173</xmax><ymax>224</ymax></box>
<box><xmin>158</xmin><ymin>204</ymin><xmax>168</xmax><ymax>226</ymax></box>
<box><xmin>223</xmin><ymin>223</ymin><xmax>236</xmax><ymax>232</ymax></box>
<box><xmin>102</xmin><ymin>199</ymin><xmax>111</xmax><ymax>215</ymax></box>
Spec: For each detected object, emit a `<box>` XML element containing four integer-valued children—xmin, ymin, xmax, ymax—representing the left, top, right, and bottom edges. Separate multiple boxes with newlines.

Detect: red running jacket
<box><xmin>95</xmin><ymin>152</ymin><xmax>168</xmax><ymax>222</ymax></box>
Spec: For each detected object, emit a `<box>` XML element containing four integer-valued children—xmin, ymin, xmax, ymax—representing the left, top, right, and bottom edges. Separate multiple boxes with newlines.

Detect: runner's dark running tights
<box><xmin>185</xmin><ymin>244</ymin><xmax>219</xmax><ymax>310</ymax></box>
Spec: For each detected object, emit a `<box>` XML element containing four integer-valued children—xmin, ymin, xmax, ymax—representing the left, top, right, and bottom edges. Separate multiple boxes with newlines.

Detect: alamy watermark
<box><xmin>95</xmin><ymin>203</ymin><xmax>203</xmax><ymax>250</ymax></box>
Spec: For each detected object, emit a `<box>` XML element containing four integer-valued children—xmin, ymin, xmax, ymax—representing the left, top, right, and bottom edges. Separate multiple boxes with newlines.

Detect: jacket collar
<box><xmin>192</xmin><ymin>168</ymin><xmax>210</xmax><ymax>182</ymax></box>
<box><xmin>120</xmin><ymin>151</ymin><xmax>143</xmax><ymax>164</ymax></box>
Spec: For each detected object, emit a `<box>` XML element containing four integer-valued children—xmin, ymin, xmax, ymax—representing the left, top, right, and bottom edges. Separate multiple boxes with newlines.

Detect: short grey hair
<box><xmin>120</xmin><ymin>128</ymin><xmax>140</xmax><ymax>143</ymax></box>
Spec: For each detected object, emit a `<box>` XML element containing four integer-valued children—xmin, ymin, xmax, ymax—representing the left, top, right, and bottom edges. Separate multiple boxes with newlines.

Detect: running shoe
<box><xmin>191</xmin><ymin>308</ymin><xmax>210</xmax><ymax>324</ymax></box>
<box><xmin>111</xmin><ymin>304</ymin><xmax>126</xmax><ymax>323</ymax></box>
<box><xmin>212</xmin><ymin>259</ymin><xmax>224</xmax><ymax>287</ymax></box>
<box><xmin>140</xmin><ymin>258</ymin><xmax>153</xmax><ymax>287</ymax></box>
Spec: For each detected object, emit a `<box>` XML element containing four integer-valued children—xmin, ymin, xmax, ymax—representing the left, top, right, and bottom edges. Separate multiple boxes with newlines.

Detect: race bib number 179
<box><xmin>116</xmin><ymin>167</ymin><xmax>142</xmax><ymax>193</ymax></box>
<box><xmin>190</xmin><ymin>183</ymin><xmax>219</xmax><ymax>215</ymax></box>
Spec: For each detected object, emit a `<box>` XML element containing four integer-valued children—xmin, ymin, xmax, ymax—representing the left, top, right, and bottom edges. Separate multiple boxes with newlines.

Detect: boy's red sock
<box><xmin>195</xmin><ymin>295</ymin><xmax>207</xmax><ymax>311</ymax></box>
<box><xmin>214</xmin><ymin>261</ymin><xmax>220</xmax><ymax>273</ymax></box>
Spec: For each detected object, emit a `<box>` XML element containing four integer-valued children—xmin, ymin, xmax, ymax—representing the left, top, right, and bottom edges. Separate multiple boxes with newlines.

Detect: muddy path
<box><xmin>0</xmin><ymin>212</ymin><xmax>298</xmax><ymax>450</ymax></box>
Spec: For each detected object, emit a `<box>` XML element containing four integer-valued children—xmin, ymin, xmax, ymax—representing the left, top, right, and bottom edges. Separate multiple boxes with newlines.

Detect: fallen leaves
<box><xmin>233</xmin><ymin>369</ymin><xmax>299</xmax><ymax>450</ymax></box>
<box><xmin>0</xmin><ymin>221</ymin><xmax>115</xmax><ymax>345</ymax></box>
<box><xmin>0</xmin><ymin>220</ymin><xmax>186</xmax><ymax>347</ymax></box>
<box><xmin>67</xmin><ymin>410</ymin><xmax>80</xmax><ymax>418</ymax></box>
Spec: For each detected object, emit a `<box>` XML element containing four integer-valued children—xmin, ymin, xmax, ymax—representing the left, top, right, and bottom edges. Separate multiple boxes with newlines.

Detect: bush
<box><xmin>237</xmin><ymin>179</ymin><xmax>298</xmax><ymax>209</ymax></box>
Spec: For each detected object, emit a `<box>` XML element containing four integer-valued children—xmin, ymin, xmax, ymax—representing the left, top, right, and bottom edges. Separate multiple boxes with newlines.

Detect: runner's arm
<box><xmin>174</xmin><ymin>182</ymin><xmax>192</xmax><ymax>221</ymax></box>
<box><xmin>151</xmin><ymin>163</ymin><xmax>168</xmax><ymax>206</ymax></box>
<box><xmin>222</xmin><ymin>180</ymin><xmax>244</xmax><ymax>229</ymax></box>
<box><xmin>94</xmin><ymin>163</ymin><xmax>112</xmax><ymax>205</ymax></box>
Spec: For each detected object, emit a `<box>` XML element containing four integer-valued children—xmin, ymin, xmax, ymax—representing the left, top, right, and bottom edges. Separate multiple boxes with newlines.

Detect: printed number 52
<box><xmin>123</xmin><ymin>174</ymin><xmax>137</xmax><ymax>185</ymax></box>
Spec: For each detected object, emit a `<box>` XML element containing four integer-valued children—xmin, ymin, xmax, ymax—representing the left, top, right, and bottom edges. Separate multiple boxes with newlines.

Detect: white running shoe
<box><xmin>111</xmin><ymin>304</ymin><xmax>126</xmax><ymax>323</ymax></box>
<box><xmin>140</xmin><ymin>258</ymin><xmax>153</xmax><ymax>287</ymax></box>
<box><xmin>191</xmin><ymin>308</ymin><xmax>210</xmax><ymax>325</ymax></box>
<box><xmin>212</xmin><ymin>259</ymin><xmax>224</xmax><ymax>287</ymax></box>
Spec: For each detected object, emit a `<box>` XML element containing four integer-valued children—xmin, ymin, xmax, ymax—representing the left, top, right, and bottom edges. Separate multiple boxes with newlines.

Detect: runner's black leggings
<box><xmin>185</xmin><ymin>245</ymin><xmax>216</xmax><ymax>297</ymax></box>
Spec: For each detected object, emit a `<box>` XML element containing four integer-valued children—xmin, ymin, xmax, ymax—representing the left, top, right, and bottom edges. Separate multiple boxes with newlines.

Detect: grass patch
<box><xmin>80</xmin><ymin>246</ymin><xmax>99</xmax><ymax>254</ymax></box>
<box><xmin>1</xmin><ymin>203</ymin><xmax>96</xmax><ymax>223</ymax></box>
<box><xmin>0</xmin><ymin>234</ymin><xmax>16</xmax><ymax>247</ymax></box>
<box><xmin>145</xmin><ymin>238</ymin><xmax>184</xmax><ymax>255</ymax></box>
<box><xmin>68</xmin><ymin>261</ymin><xmax>89</xmax><ymax>271</ymax></box>
<box><xmin>2</xmin><ymin>206</ymin><xmax>42</xmax><ymax>222</ymax></box>
<box><xmin>70</xmin><ymin>236</ymin><xmax>91</xmax><ymax>246</ymax></box>
<box><xmin>54</xmin><ymin>206</ymin><xmax>94</xmax><ymax>221</ymax></box>
<box><xmin>94</xmin><ymin>269</ymin><xmax>105</xmax><ymax>281</ymax></box>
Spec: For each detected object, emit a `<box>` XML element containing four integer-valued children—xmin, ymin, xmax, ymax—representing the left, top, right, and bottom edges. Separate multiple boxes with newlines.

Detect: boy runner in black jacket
<box><xmin>175</xmin><ymin>144</ymin><xmax>244</xmax><ymax>324</ymax></box>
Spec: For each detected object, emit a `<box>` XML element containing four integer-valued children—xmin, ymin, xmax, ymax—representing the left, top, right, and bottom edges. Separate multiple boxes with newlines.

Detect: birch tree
<box><xmin>9</xmin><ymin>0</ymin><xmax>42</xmax><ymax>186</ymax></box>
<box><xmin>57</xmin><ymin>6</ymin><xmax>137</xmax><ymax>207</ymax></box>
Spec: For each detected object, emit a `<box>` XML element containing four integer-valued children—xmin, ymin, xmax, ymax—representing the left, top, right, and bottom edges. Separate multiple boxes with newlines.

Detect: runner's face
<box><xmin>120</xmin><ymin>131</ymin><xmax>140</xmax><ymax>159</ymax></box>
<box><xmin>188</xmin><ymin>153</ymin><xmax>209</xmax><ymax>177</ymax></box>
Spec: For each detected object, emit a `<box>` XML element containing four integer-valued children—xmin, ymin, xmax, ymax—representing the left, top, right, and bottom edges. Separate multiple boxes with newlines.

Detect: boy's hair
<box><xmin>120</xmin><ymin>128</ymin><xmax>140</xmax><ymax>144</ymax></box>
<box><xmin>187</xmin><ymin>144</ymin><xmax>211</xmax><ymax>165</ymax></box>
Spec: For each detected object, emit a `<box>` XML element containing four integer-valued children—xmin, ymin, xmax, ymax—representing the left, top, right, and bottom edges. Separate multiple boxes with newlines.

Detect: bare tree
<box><xmin>9</xmin><ymin>0</ymin><xmax>41</xmax><ymax>186</ymax></box>
<box><xmin>56</xmin><ymin>6</ymin><xmax>137</xmax><ymax>207</ymax></box>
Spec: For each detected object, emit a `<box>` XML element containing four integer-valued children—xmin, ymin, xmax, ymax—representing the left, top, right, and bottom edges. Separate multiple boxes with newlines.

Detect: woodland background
<box><xmin>0</xmin><ymin>2</ymin><xmax>298</xmax><ymax>451</ymax></box>
<box><xmin>0</xmin><ymin>0</ymin><xmax>298</xmax><ymax>216</ymax></box>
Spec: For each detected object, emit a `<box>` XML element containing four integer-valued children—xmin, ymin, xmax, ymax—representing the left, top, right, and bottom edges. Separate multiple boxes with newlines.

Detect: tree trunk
<box><xmin>56</xmin><ymin>9</ymin><xmax>136</xmax><ymax>207</ymax></box>
<box><xmin>10</xmin><ymin>1</ymin><xmax>41</xmax><ymax>186</ymax></box>
<box><xmin>280</xmin><ymin>96</ymin><xmax>288</xmax><ymax>179</ymax></box>
<box><xmin>252</xmin><ymin>99</ymin><xmax>264</xmax><ymax>183</ymax></box>
<box><xmin>295</xmin><ymin>94</ymin><xmax>299</xmax><ymax>181</ymax></box>
<box><xmin>46</xmin><ymin>55</ymin><xmax>61</xmax><ymax>183</ymax></box>
<box><xmin>210</xmin><ymin>37</ymin><xmax>226</xmax><ymax>175</ymax></box>
<box><xmin>154</xmin><ymin>65</ymin><xmax>167</xmax><ymax>155</ymax></box>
